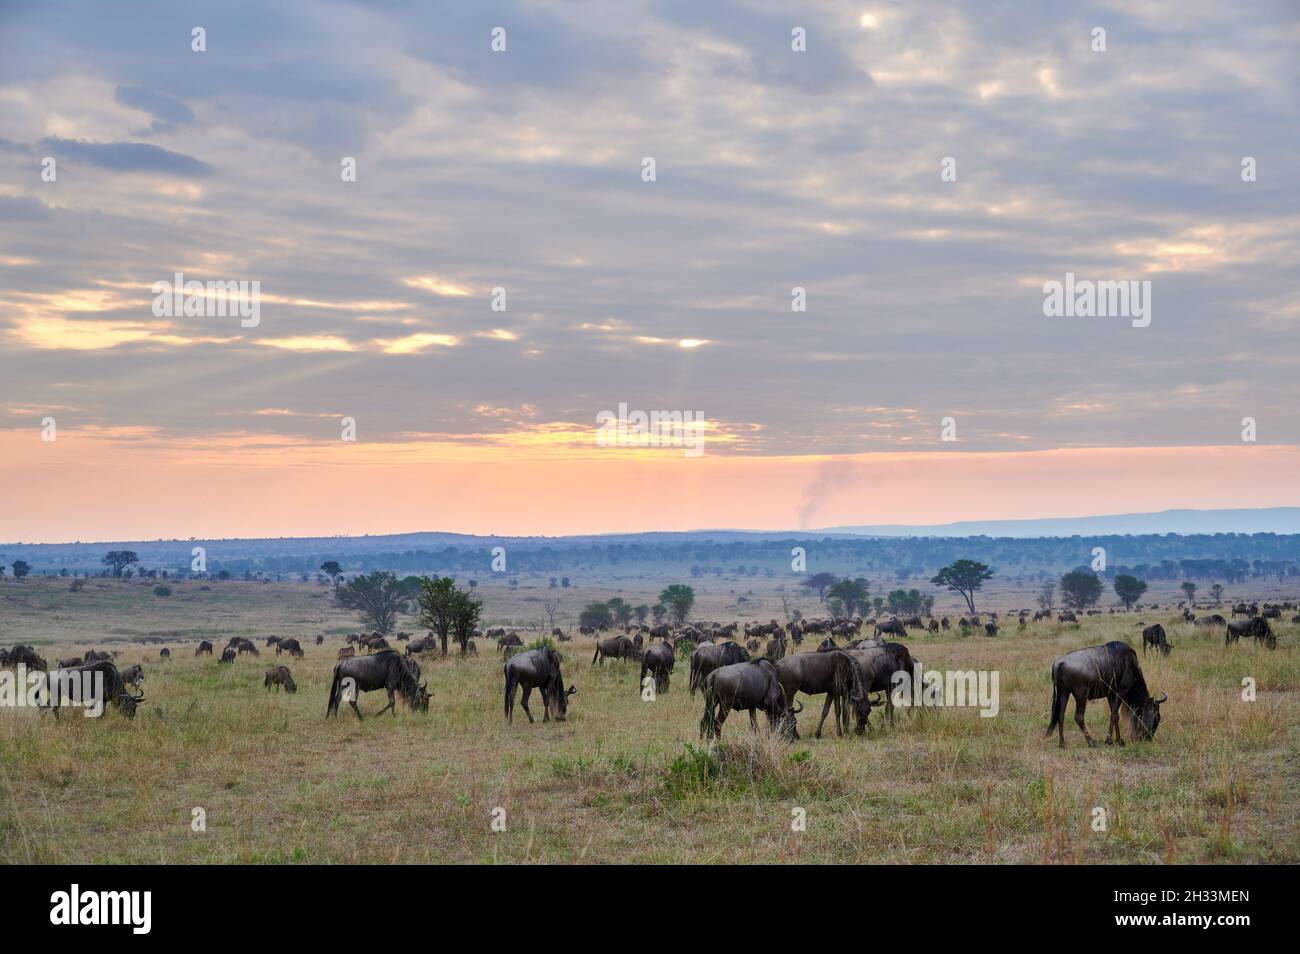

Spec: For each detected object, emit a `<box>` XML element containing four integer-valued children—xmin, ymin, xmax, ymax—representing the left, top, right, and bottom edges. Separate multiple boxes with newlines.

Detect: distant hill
<box><xmin>819</xmin><ymin>508</ymin><xmax>1300</xmax><ymax>538</ymax></box>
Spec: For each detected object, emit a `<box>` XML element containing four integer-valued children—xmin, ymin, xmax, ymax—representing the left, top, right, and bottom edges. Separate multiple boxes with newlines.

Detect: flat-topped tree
<box><xmin>930</xmin><ymin>560</ymin><xmax>994</xmax><ymax>615</ymax></box>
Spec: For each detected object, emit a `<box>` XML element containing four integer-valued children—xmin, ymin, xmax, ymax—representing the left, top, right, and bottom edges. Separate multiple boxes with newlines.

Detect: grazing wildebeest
<box><xmin>8</xmin><ymin>645</ymin><xmax>48</xmax><ymax>670</ymax></box>
<box><xmin>37</xmin><ymin>660</ymin><xmax>144</xmax><ymax>719</ymax></box>
<box><xmin>874</xmin><ymin>619</ymin><xmax>907</xmax><ymax>639</ymax></box>
<box><xmin>847</xmin><ymin>642</ymin><xmax>917</xmax><ymax>731</ymax></box>
<box><xmin>1046</xmin><ymin>642</ymin><xmax>1166</xmax><ymax>748</ymax></box>
<box><xmin>503</xmin><ymin>647</ymin><xmax>575</xmax><ymax>724</ymax></box>
<box><xmin>640</xmin><ymin>641</ymin><xmax>676</xmax><ymax>694</ymax></box>
<box><xmin>699</xmin><ymin>659</ymin><xmax>800</xmax><ymax>740</ymax></box>
<box><xmin>464</xmin><ymin>639</ymin><xmax>478</xmax><ymax>656</ymax></box>
<box><xmin>58</xmin><ymin>656</ymin><xmax>84</xmax><ymax>669</ymax></box>
<box><xmin>941</xmin><ymin>616</ymin><xmax>951</xmax><ymax>630</ymax></box>
<box><xmin>1058</xmin><ymin>611</ymin><xmax>1078</xmax><ymax>623</ymax></box>
<box><xmin>159</xmin><ymin>648</ymin><xmax>171</xmax><ymax>660</ymax></box>
<box><xmin>237</xmin><ymin>640</ymin><xmax>259</xmax><ymax>656</ymax></box>
<box><xmin>264</xmin><ymin>666</ymin><xmax>297</xmax><ymax>693</ymax></box>
<box><xmin>1226</xmin><ymin>617</ymin><xmax>1275</xmax><ymax>649</ymax></box>
<box><xmin>360</xmin><ymin>635</ymin><xmax>390</xmax><ymax>653</ymax></box>
<box><xmin>1141</xmin><ymin>623</ymin><xmax>1171</xmax><ymax>656</ymax></box>
<box><xmin>496</xmin><ymin>633</ymin><xmax>524</xmax><ymax>653</ymax></box>
<box><xmin>337</xmin><ymin>645</ymin><xmax>356</xmax><ymax>660</ymax></box>
<box><xmin>315</xmin><ymin>634</ymin><xmax>325</xmax><ymax>645</ymax></box>
<box><xmin>1194</xmin><ymin>614</ymin><xmax>1226</xmax><ymax>628</ymax></box>
<box><xmin>689</xmin><ymin>641</ymin><xmax>749</xmax><ymax>696</ymax></box>
<box><xmin>592</xmin><ymin>634</ymin><xmax>642</xmax><ymax>665</ymax></box>
<box><xmin>404</xmin><ymin>637</ymin><xmax>436</xmax><ymax>656</ymax></box>
<box><xmin>195</xmin><ymin>640</ymin><xmax>213</xmax><ymax>656</ymax></box>
<box><xmin>277</xmin><ymin>638</ymin><xmax>304</xmax><ymax>658</ymax></box>
<box><xmin>775</xmin><ymin>650</ymin><xmax>865</xmax><ymax>739</ymax></box>
<box><xmin>266</xmin><ymin>636</ymin><xmax>282</xmax><ymax>648</ymax></box>
<box><xmin>119</xmin><ymin>664</ymin><xmax>144</xmax><ymax>690</ymax></box>
<box><xmin>928</xmin><ymin>619</ymin><xmax>940</xmax><ymax>633</ymax></box>
<box><xmin>984</xmin><ymin>622</ymin><xmax>998</xmax><ymax>637</ymax></box>
<box><xmin>218</xmin><ymin>647</ymin><xmax>237</xmax><ymax>664</ymax></box>
<box><xmin>84</xmin><ymin>650</ymin><xmax>112</xmax><ymax>664</ymax></box>
<box><xmin>326</xmin><ymin>650</ymin><xmax>429</xmax><ymax>720</ymax></box>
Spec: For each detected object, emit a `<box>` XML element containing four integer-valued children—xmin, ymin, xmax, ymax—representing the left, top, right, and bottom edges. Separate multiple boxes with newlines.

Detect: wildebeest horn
<box><xmin>791</xmin><ymin>701</ymin><xmax>804</xmax><ymax>713</ymax></box>
<box><xmin>1154</xmin><ymin>692</ymin><xmax>1168</xmax><ymax>704</ymax></box>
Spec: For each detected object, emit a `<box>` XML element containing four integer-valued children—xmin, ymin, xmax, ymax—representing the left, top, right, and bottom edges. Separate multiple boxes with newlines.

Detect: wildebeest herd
<box><xmin>1</xmin><ymin>602</ymin><xmax>1288</xmax><ymax>750</ymax></box>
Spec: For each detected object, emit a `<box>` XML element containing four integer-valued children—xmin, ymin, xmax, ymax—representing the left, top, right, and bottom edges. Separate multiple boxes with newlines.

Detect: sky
<box><xmin>1</xmin><ymin>1</ymin><xmax>1298</xmax><ymax>542</ymax></box>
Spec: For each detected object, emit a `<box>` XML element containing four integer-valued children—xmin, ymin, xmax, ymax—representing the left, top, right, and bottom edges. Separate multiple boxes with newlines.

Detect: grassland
<box><xmin>0</xmin><ymin>577</ymin><xmax>1296</xmax><ymax>863</ymax></box>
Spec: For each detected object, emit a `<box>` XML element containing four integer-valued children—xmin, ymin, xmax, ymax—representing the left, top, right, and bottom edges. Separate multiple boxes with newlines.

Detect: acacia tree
<box><xmin>801</xmin><ymin>572</ymin><xmax>838</xmax><ymax>602</ymax></box>
<box><xmin>102</xmin><ymin>550</ymin><xmax>139</xmax><ymax>578</ymax></box>
<box><xmin>10</xmin><ymin>560</ymin><xmax>30</xmax><ymax>579</ymax></box>
<box><xmin>449</xmin><ymin>588</ymin><xmax>483</xmax><ymax>655</ymax></box>
<box><xmin>1210</xmin><ymin>582</ymin><xmax>1225</xmax><ymax>606</ymax></box>
<box><xmin>321</xmin><ymin>561</ymin><xmax>343</xmax><ymax>589</ymax></box>
<box><xmin>416</xmin><ymin>576</ymin><xmax>467</xmax><ymax>657</ymax></box>
<box><xmin>1036</xmin><ymin>580</ymin><xmax>1056</xmax><ymax>612</ymax></box>
<box><xmin>1060</xmin><ymin>570</ymin><xmax>1103</xmax><ymax>610</ymax></box>
<box><xmin>1181</xmin><ymin>581</ymin><xmax>1198</xmax><ymax>604</ymax></box>
<box><xmin>580</xmin><ymin>602</ymin><xmax>612</xmax><ymax>630</ymax></box>
<box><xmin>335</xmin><ymin>571</ymin><xmax>410</xmax><ymax>634</ymax></box>
<box><xmin>827</xmin><ymin>577</ymin><xmax>870</xmax><ymax>616</ymax></box>
<box><xmin>931</xmin><ymin>560</ymin><xmax>994</xmax><ymax>614</ymax></box>
<box><xmin>1113</xmin><ymin>574</ymin><xmax>1148</xmax><ymax>611</ymax></box>
<box><xmin>658</xmin><ymin>584</ymin><xmax>695</xmax><ymax>625</ymax></box>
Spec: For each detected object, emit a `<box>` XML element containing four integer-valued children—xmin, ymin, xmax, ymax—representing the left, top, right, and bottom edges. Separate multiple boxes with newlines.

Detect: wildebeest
<box><xmin>503</xmin><ymin>647</ymin><xmax>575</xmax><ymax>723</ymax></box>
<box><xmin>218</xmin><ymin>647</ymin><xmax>237</xmax><ymax>664</ymax></box>
<box><xmin>337</xmin><ymin>646</ymin><xmax>356</xmax><ymax>660</ymax></box>
<box><xmin>326</xmin><ymin>650</ymin><xmax>429</xmax><ymax>720</ymax></box>
<box><xmin>195</xmin><ymin>640</ymin><xmax>213</xmax><ymax>656</ymax></box>
<box><xmin>874</xmin><ymin>619</ymin><xmax>907</xmax><ymax>639</ymax></box>
<box><xmin>640</xmin><ymin>641</ymin><xmax>676</xmax><ymax>694</ymax></box>
<box><xmin>1194</xmin><ymin>614</ymin><xmax>1226</xmax><ymax>628</ymax></box>
<box><xmin>496</xmin><ymin>633</ymin><xmax>524</xmax><ymax>653</ymax></box>
<box><xmin>774</xmin><ymin>650</ymin><xmax>864</xmax><ymax>739</ymax></box>
<box><xmin>58</xmin><ymin>656</ymin><xmax>83</xmax><ymax>669</ymax></box>
<box><xmin>36</xmin><ymin>660</ymin><xmax>143</xmax><ymax>719</ymax></box>
<box><xmin>360</xmin><ymin>635</ymin><xmax>390</xmax><ymax>653</ymax></box>
<box><xmin>699</xmin><ymin>659</ymin><xmax>800</xmax><ymax>740</ymax></box>
<box><xmin>847</xmin><ymin>642</ymin><xmax>917</xmax><ymax>731</ymax></box>
<box><xmin>159</xmin><ymin>648</ymin><xmax>171</xmax><ymax>660</ymax></box>
<box><xmin>7</xmin><ymin>645</ymin><xmax>47</xmax><ymax>670</ymax></box>
<box><xmin>1058</xmin><ymin>611</ymin><xmax>1078</xmax><ymax>623</ymax></box>
<box><xmin>404</xmin><ymin>637</ymin><xmax>436</xmax><ymax>656</ymax></box>
<box><xmin>1226</xmin><ymin>617</ymin><xmax>1275</xmax><ymax>649</ymax></box>
<box><xmin>315</xmin><ymin>634</ymin><xmax>325</xmax><ymax>645</ymax></box>
<box><xmin>689</xmin><ymin>641</ymin><xmax>749</xmax><ymax>696</ymax></box>
<box><xmin>1141</xmin><ymin>623</ymin><xmax>1171</xmax><ymax>656</ymax></box>
<box><xmin>984</xmin><ymin>622</ymin><xmax>998</xmax><ymax>637</ymax></box>
<box><xmin>276</xmin><ymin>638</ymin><xmax>304</xmax><ymax>658</ymax></box>
<box><xmin>119</xmin><ymin>664</ymin><xmax>144</xmax><ymax>690</ymax></box>
<box><xmin>1046</xmin><ymin>641</ymin><xmax>1166</xmax><ymax>748</ymax></box>
<box><xmin>264</xmin><ymin>666</ymin><xmax>297</xmax><ymax>693</ymax></box>
<box><xmin>592</xmin><ymin>634</ymin><xmax>642</xmax><ymax>665</ymax></box>
<box><xmin>266</xmin><ymin>635</ymin><xmax>282</xmax><ymax>648</ymax></box>
<box><xmin>237</xmin><ymin>640</ymin><xmax>259</xmax><ymax>656</ymax></box>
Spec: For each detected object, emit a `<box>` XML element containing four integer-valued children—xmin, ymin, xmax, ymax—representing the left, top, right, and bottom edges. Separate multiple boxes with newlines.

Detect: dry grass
<box><xmin>0</xmin><ymin>578</ymin><xmax>1297</xmax><ymax>863</ymax></box>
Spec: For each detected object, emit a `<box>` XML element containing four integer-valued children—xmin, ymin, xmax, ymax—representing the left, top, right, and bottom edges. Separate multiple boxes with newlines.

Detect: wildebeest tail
<box><xmin>503</xmin><ymin>665</ymin><xmax>516</xmax><ymax>722</ymax></box>
<box><xmin>699</xmin><ymin>680</ymin><xmax>718</xmax><ymax>738</ymax></box>
<box><xmin>689</xmin><ymin>654</ymin><xmax>700</xmax><ymax>697</ymax></box>
<box><xmin>326</xmin><ymin>665</ymin><xmax>342</xmax><ymax>718</ymax></box>
<box><xmin>1045</xmin><ymin>661</ymin><xmax>1062</xmax><ymax>736</ymax></box>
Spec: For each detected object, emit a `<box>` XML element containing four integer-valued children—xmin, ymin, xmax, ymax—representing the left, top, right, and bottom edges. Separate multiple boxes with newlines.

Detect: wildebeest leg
<box><xmin>520</xmin><ymin>686</ymin><xmax>536</xmax><ymax>723</ymax></box>
<box><xmin>541</xmin><ymin>687</ymin><xmax>551</xmax><ymax>722</ymax></box>
<box><xmin>349</xmin><ymin>698</ymin><xmax>364</xmax><ymax>720</ymax></box>
<box><xmin>749</xmin><ymin>708</ymin><xmax>759</xmax><ymax>732</ymax></box>
<box><xmin>1073</xmin><ymin>693</ymin><xmax>1095</xmax><ymax>747</ymax></box>
<box><xmin>814</xmin><ymin>694</ymin><xmax>834</xmax><ymax>739</ymax></box>
<box><xmin>373</xmin><ymin>688</ymin><xmax>397</xmax><ymax>717</ymax></box>
<box><xmin>1106</xmin><ymin>698</ymin><xmax>1124</xmax><ymax>746</ymax></box>
<box><xmin>591</xmin><ymin>646</ymin><xmax>601</xmax><ymax>665</ymax></box>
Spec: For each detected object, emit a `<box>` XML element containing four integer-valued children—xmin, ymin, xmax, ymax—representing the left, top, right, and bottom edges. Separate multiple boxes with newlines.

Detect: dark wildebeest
<box><xmin>640</xmin><ymin>641</ymin><xmax>676</xmax><ymax>694</ymax></box>
<box><xmin>58</xmin><ymin>656</ymin><xmax>84</xmax><ymax>669</ymax></box>
<box><xmin>1046</xmin><ymin>641</ymin><xmax>1166</xmax><ymax>748</ymax></box>
<box><xmin>326</xmin><ymin>650</ymin><xmax>429</xmax><ymax>720</ymax></box>
<box><xmin>689</xmin><ymin>641</ymin><xmax>749</xmax><ymax>696</ymax></box>
<box><xmin>699</xmin><ymin>659</ymin><xmax>800</xmax><ymax>740</ymax></box>
<box><xmin>1194</xmin><ymin>614</ymin><xmax>1226</xmax><ymax>628</ymax></box>
<box><xmin>37</xmin><ymin>660</ymin><xmax>144</xmax><ymax>719</ymax></box>
<box><xmin>8</xmin><ymin>646</ymin><xmax>48</xmax><ymax>670</ymax></box>
<box><xmin>874</xmin><ymin>619</ymin><xmax>907</xmax><ymax>639</ymax></box>
<box><xmin>928</xmin><ymin>619</ymin><xmax>940</xmax><ymax>633</ymax></box>
<box><xmin>592</xmin><ymin>634</ymin><xmax>642</xmax><ymax>665</ymax></box>
<box><xmin>237</xmin><ymin>640</ymin><xmax>259</xmax><ymax>657</ymax></box>
<box><xmin>361</xmin><ymin>635</ymin><xmax>390</xmax><ymax>653</ymax></box>
<box><xmin>315</xmin><ymin>634</ymin><xmax>325</xmax><ymax>646</ymax></box>
<box><xmin>496</xmin><ymin>633</ymin><xmax>524</xmax><ymax>653</ymax></box>
<box><xmin>404</xmin><ymin>637</ymin><xmax>436</xmax><ymax>656</ymax></box>
<box><xmin>775</xmin><ymin>650</ymin><xmax>865</xmax><ymax>739</ymax></box>
<box><xmin>847</xmin><ymin>642</ymin><xmax>917</xmax><ymax>731</ymax></box>
<box><xmin>984</xmin><ymin>622</ymin><xmax>998</xmax><ymax>637</ymax></box>
<box><xmin>266</xmin><ymin>636</ymin><xmax>282</xmax><ymax>648</ymax></box>
<box><xmin>503</xmin><ymin>647</ymin><xmax>575</xmax><ymax>724</ymax></box>
<box><xmin>1058</xmin><ymin>611</ymin><xmax>1078</xmax><ymax>623</ymax></box>
<box><xmin>159</xmin><ymin>648</ymin><xmax>171</xmax><ymax>660</ymax></box>
<box><xmin>195</xmin><ymin>640</ymin><xmax>213</xmax><ymax>656</ymax></box>
<box><xmin>119</xmin><ymin>664</ymin><xmax>144</xmax><ymax>690</ymax></box>
<box><xmin>277</xmin><ymin>638</ymin><xmax>304</xmax><ymax>658</ymax></box>
<box><xmin>1226</xmin><ymin>617</ymin><xmax>1275</xmax><ymax>649</ymax></box>
<box><xmin>338</xmin><ymin>645</ymin><xmax>356</xmax><ymax>660</ymax></box>
<box><xmin>264</xmin><ymin>666</ymin><xmax>297</xmax><ymax>693</ymax></box>
<box><xmin>1141</xmin><ymin>623</ymin><xmax>1171</xmax><ymax>656</ymax></box>
<box><xmin>218</xmin><ymin>647</ymin><xmax>237</xmax><ymax>664</ymax></box>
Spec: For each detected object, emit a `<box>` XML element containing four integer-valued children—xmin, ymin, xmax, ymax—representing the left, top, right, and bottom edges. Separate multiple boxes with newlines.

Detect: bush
<box><xmin>526</xmin><ymin>636</ymin><xmax>558</xmax><ymax>653</ymax></box>
<box><xmin>152</xmin><ymin>585</ymin><xmax>172</xmax><ymax>597</ymax></box>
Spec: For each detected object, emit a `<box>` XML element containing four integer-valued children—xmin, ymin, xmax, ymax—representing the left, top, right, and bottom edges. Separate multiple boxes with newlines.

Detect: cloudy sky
<box><xmin>2</xmin><ymin>0</ymin><xmax>1298</xmax><ymax>541</ymax></box>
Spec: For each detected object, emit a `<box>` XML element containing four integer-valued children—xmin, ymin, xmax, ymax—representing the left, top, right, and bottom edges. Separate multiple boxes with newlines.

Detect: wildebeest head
<box><xmin>1131</xmin><ymin>692</ymin><xmax>1167</xmax><ymax>740</ymax></box>
<box><xmin>401</xmin><ymin>657</ymin><xmax>431</xmax><ymax>712</ymax></box>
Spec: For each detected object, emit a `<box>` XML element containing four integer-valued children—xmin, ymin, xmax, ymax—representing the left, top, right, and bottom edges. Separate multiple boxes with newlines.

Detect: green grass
<box><xmin>0</xmin><ymin>578</ymin><xmax>1296</xmax><ymax>863</ymax></box>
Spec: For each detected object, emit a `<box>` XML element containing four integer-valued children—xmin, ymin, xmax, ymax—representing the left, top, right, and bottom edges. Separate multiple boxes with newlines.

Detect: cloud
<box><xmin>37</xmin><ymin>137</ymin><xmax>213</xmax><ymax>177</ymax></box>
<box><xmin>114</xmin><ymin>84</ymin><xmax>195</xmax><ymax>133</ymax></box>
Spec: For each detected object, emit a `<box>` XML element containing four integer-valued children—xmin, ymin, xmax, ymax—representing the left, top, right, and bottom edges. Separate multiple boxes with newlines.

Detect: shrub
<box><xmin>152</xmin><ymin>585</ymin><xmax>172</xmax><ymax>597</ymax></box>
